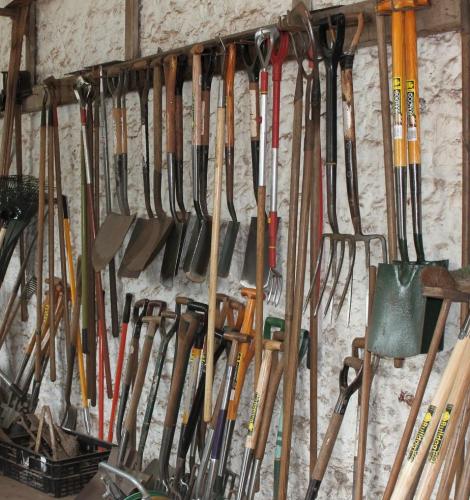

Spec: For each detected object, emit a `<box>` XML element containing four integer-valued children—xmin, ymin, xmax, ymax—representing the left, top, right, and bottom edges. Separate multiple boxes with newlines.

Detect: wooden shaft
<box><xmin>284</xmin><ymin>66</ymin><xmax>303</xmax><ymax>442</ymax></box>
<box><xmin>254</xmin><ymin>350</ymin><xmax>283</xmax><ymax>461</ymax></box>
<box><xmin>404</xmin><ymin>9</ymin><xmax>421</xmax><ymax>166</ymax></box>
<box><xmin>246</xmin><ymin>341</ymin><xmax>281</xmax><ymax>450</ymax></box>
<box><xmin>204</xmin><ymin>94</ymin><xmax>225</xmax><ymax>422</ymax></box>
<box><xmin>35</xmin><ymin>104</ymin><xmax>47</xmax><ymax>381</ymax></box>
<box><xmin>47</xmin><ymin>108</ymin><xmax>56</xmax><ymax>381</ymax></box>
<box><xmin>376</xmin><ymin>11</ymin><xmax>397</xmax><ymax>261</ymax></box>
<box><xmin>0</xmin><ymin>5</ymin><xmax>30</xmax><ymax>175</ymax></box>
<box><xmin>123</xmin><ymin>317</ymin><xmax>160</xmax><ymax>436</ymax></box>
<box><xmin>191</xmin><ymin>45</ymin><xmax>203</xmax><ymax>146</ymax></box>
<box><xmin>390</xmin><ymin>325</ymin><xmax>470</xmax><ymax>499</ymax></box>
<box><xmin>278</xmin><ymin>72</ymin><xmax>316</xmax><ymax>499</ymax></box>
<box><xmin>436</xmin><ymin>393</ymin><xmax>470</xmax><ymax>499</ymax></box>
<box><xmin>455</xmin><ymin>432</ymin><xmax>470</xmax><ymax>500</ymax></box>
<box><xmin>353</xmin><ymin>266</ymin><xmax>377</xmax><ymax>499</ymax></box>
<box><xmin>383</xmin><ymin>297</ymin><xmax>452</xmax><ymax>499</ymax></box>
<box><xmin>414</xmin><ymin>346</ymin><xmax>470</xmax><ymax>499</ymax></box>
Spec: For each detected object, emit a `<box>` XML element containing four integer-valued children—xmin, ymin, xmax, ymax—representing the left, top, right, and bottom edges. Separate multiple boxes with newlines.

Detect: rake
<box><xmin>0</xmin><ymin>174</ymin><xmax>39</xmax><ymax>287</ymax></box>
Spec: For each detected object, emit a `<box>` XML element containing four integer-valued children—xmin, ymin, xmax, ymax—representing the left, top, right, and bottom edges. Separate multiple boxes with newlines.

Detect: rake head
<box><xmin>0</xmin><ymin>175</ymin><xmax>39</xmax><ymax>223</ymax></box>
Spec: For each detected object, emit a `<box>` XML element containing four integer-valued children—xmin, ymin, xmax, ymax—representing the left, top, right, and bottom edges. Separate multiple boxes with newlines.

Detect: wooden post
<box><xmin>125</xmin><ymin>0</ymin><xmax>140</xmax><ymax>60</ymax></box>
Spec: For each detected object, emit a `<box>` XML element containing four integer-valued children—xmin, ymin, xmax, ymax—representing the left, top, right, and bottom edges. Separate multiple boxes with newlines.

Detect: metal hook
<box><xmin>255</xmin><ymin>26</ymin><xmax>280</xmax><ymax>70</ymax></box>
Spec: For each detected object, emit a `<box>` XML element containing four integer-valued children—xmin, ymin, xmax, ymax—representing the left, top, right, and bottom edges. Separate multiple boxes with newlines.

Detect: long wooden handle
<box><xmin>414</xmin><ymin>344</ymin><xmax>470</xmax><ymax>499</ymax></box>
<box><xmin>164</xmin><ymin>312</ymin><xmax>199</xmax><ymax>427</ymax></box>
<box><xmin>204</xmin><ymin>83</ymin><xmax>226</xmax><ymax>423</ymax></box>
<box><xmin>164</xmin><ymin>55</ymin><xmax>177</xmax><ymax>155</ymax></box>
<box><xmin>383</xmin><ymin>297</ymin><xmax>453</xmax><ymax>499</ymax></box>
<box><xmin>123</xmin><ymin>317</ymin><xmax>160</xmax><ymax>436</ymax></box>
<box><xmin>390</xmin><ymin>325</ymin><xmax>470</xmax><ymax>499</ymax></box>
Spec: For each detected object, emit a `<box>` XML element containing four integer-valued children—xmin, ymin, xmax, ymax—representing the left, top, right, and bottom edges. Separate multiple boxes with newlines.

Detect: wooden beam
<box><xmin>124</xmin><ymin>0</ymin><xmax>139</xmax><ymax>60</ymax></box>
<box><xmin>0</xmin><ymin>7</ymin><xmax>14</xmax><ymax>17</ymax></box>
<box><xmin>12</xmin><ymin>0</ymin><xmax>464</xmax><ymax>115</ymax></box>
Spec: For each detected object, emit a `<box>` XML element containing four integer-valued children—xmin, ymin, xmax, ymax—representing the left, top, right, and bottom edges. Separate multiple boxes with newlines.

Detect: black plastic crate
<box><xmin>0</xmin><ymin>430</ymin><xmax>112</xmax><ymax>497</ymax></box>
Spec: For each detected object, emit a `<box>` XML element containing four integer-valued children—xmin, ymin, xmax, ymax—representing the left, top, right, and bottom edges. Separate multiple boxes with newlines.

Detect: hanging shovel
<box><xmin>368</xmin><ymin>6</ymin><xmax>447</xmax><ymax>360</ymax></box>
<box><xmin>119</xmin><ymin>66</ymin><xmax>171</xmax><ymax>278</ymax></box>
<box><xmin>184</xmin><ymin>46</ymin><xmax>216</xmax><ymax>282</ymax></box>
<box><xmin>161</xmin><ymin>55</ymin><xmax>189</xmax><ymax>287</ymax></box>
<box><xmin>217</xmin><ymin>43</ymin><xmax>239</xmax><ymax>277</ymax></box>
<box><xmin>92</xmin><ymin>70</ymin><xmax>135</xmax><ymax>271</ymax></box>
<box><xmin>181</xmin><ymin>45</ymin><xmax>204</xmax><ymax>272</ymax></box>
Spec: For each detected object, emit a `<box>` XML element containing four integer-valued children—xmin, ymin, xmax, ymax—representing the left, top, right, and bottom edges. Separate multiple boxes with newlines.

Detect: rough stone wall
<box><xmin>0</xmin><ymin>1</ymin><xmax>464</xmax><ymax>498</ymax></box>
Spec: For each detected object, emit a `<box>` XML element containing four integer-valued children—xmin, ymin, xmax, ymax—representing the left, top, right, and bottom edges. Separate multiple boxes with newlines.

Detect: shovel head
<box><xmin>92</xmin><ymin>212</ymin><xmax>136</xmax><ymax>271</ymax></box>
<box><xmin>181</xmin><ymin>215</ymin><xmax>201</xmax><ymax>272</ymax></box>
<box><xmin>240</xmin><ymin>216</ymin><xmax>270</xmax><ymax>288</ymax></box>
<box><xmin>186</xmin><ymin>218</ymin><xmax>212</xmax><ymax>283</ymax></box>
<box><xmin>119</xmin><ymin>217</ymin><xmax>173</xmax><ymax>278</ymax></box>
<box><xmin>218</xmin><ymin>220</ymin><xmax>240</xmax><ymax>277</ymax></box>
<box><xmin>368</xmin><ymin>260</ymin><xmax>448</xmax><ymax>358</ymax></box>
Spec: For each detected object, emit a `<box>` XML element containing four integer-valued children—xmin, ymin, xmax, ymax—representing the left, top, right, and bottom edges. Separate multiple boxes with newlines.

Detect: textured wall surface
<box><xmin>0</xmin><ymin>1</ymin><xmax>464</xmax><ymax>499</ymax></box>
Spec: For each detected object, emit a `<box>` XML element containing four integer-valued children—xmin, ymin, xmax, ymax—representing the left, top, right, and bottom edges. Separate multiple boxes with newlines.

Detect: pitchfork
<box><xmin>305</xmin><ymin>14</ymin><xmax>386</xmax><ymax>320</ymax></box>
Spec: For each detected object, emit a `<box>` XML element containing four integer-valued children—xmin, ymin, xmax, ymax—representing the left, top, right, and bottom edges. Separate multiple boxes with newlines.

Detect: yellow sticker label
<box><xmin>393</xmin><ymin>77</ymin><xmax>402</xmax><ymax>90</ymax></box>
<box><xmin>429</xmin><ymin>405</ymin><xmax>453</xmax><ymax>464</ymax></box>
<box><xmin>248</xmin><ymin>393</ymin><xmax>260</xmax><ymax>432</ymax></box>
<box><xmin>408</xmin><ymin>405</ymin><xmax>435</xmax><ymax>461</ymax></box>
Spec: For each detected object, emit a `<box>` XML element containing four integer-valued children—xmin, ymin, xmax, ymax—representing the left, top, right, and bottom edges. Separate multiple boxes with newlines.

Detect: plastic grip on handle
<box><xmin>268</xmin><ymin>211</ymin><xmax>278</xmax><ymax>268</ymax></box>
<box><xmin>122</xmin><ymin>293</ymin><xmax>133</xmax><ymax>324</ymax></box>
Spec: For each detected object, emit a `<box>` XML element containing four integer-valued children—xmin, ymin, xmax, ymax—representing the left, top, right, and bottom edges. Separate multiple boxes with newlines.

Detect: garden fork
<box><xmin>305</xmin><ymin>14</ymin><xmax>386</xmax><ymax>321</ymax></box>
<box><xmin>255</xmin><ymin>27</ymin><xmax>282</xmax><ymax>306</ymax></box>
<box><xmin>266</xmin><ymin>31</ymin><xmax>289</xmax><ymax>306</ymax></box>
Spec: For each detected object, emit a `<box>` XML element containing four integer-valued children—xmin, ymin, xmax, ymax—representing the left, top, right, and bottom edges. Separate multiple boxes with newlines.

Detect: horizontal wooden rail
<box><xmin>2</xmin><ymin>0</ymin><xmax>463</xmax><ymax>114</ymax></box>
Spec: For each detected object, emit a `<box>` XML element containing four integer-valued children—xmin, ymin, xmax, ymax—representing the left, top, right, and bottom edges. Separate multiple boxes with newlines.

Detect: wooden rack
<box><xmin>0</xmin><ymin>0</ymin><xmax>465</xmax><ymax>116</ymax></box>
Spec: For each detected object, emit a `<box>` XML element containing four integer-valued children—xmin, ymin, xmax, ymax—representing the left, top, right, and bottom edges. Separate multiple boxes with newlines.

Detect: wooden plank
<box><xmin>14</xmin><ymin>0</ymin><xmax>463</xmax><ymax>115</ymax></box>
<box><xmin>125</xmin><ymin>0</ymin><xmax>139</xmax><ymax>60</ymax></box>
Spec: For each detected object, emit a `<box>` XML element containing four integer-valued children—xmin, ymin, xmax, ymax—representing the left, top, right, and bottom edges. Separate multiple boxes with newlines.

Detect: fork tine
<box><xmin>314</xmin><ymin>236</ymin><xmax>336</xmax><ymax>317</ymax></box>
<box><xmin>304</xmin><ymin>234</ymin><xmax>327</xmax><ymax>312</ymax></box>
<box><xmin>335</xmin><ymin>238</ymin><xmax>356</xmax><ymax>318</ymax></box>
<box><xmin>323</xmin><ymin>239</ymin><xmax>346</xmax><ymax>317</ymax></box>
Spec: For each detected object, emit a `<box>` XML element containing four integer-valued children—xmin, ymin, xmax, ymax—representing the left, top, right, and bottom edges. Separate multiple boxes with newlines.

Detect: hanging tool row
<box><xmin>0</xmin><ymin>0</ymin><xmax>469</xmax><ymax>499</ymax></box>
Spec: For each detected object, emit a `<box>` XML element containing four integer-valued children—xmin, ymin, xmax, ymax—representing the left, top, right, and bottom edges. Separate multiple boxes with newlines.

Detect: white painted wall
<box><xmin>0</xmin><ymin>1</ymin><xmax>464</xmax><ymax>498</ymax></box>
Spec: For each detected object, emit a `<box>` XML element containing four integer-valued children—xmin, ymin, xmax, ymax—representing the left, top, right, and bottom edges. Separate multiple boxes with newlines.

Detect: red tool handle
<box><xmin>268</xmin><ymin>211</ymin><xmax>279</xmax><ymax>267</ymax></box>
<box><xmin>271</xmin><ymin>32</ymin><xmax>289</xmax><ymax>148</ymax></box>
<box><xmin>268</xmin><ymin>32</ymin><xmax>289</xmax><ymax>269</ymax></box>
<box><xmin>107</xmin><ymin>293</ymin><xmax>133</xmax><ymax>442</ymax></box>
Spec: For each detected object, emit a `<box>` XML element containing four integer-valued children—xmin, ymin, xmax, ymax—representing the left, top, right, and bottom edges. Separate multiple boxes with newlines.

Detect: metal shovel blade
<box><xmin>161</xmin><ymin>219</ymin><xmax>187</xmax><ymax>287</ymax></box>
<box><xmin>92</xmin><ymin>212</ymin><xmax>136</xmax><ymax>271</ymax></box>
<box><xmin>367</xmin><ymin>260</ymin><xmax>448</xmax><ymax>358</ymax></box>
<box><xmin>240</xmin><ymin>216</ymin><xmax>270</xmax><ymax>288</ymax></box>
<box><xmin>186</xmin><ymin>218</ymin><xmax>212</xmax><ymax>283</ymax></box>
<box><xmin>217</xmin><ymin>220</ymin><xmax>240</xmax><ymax>278</ymax></box>
<box><xmin>181</xmin><ymin>216</ymin><xmax>201</xmax><ymax>272</ymax></box>
<box><xmin>118</xmin><ymin>217</ymin><xmax>173</xmax><ymax>278</ymax></box>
